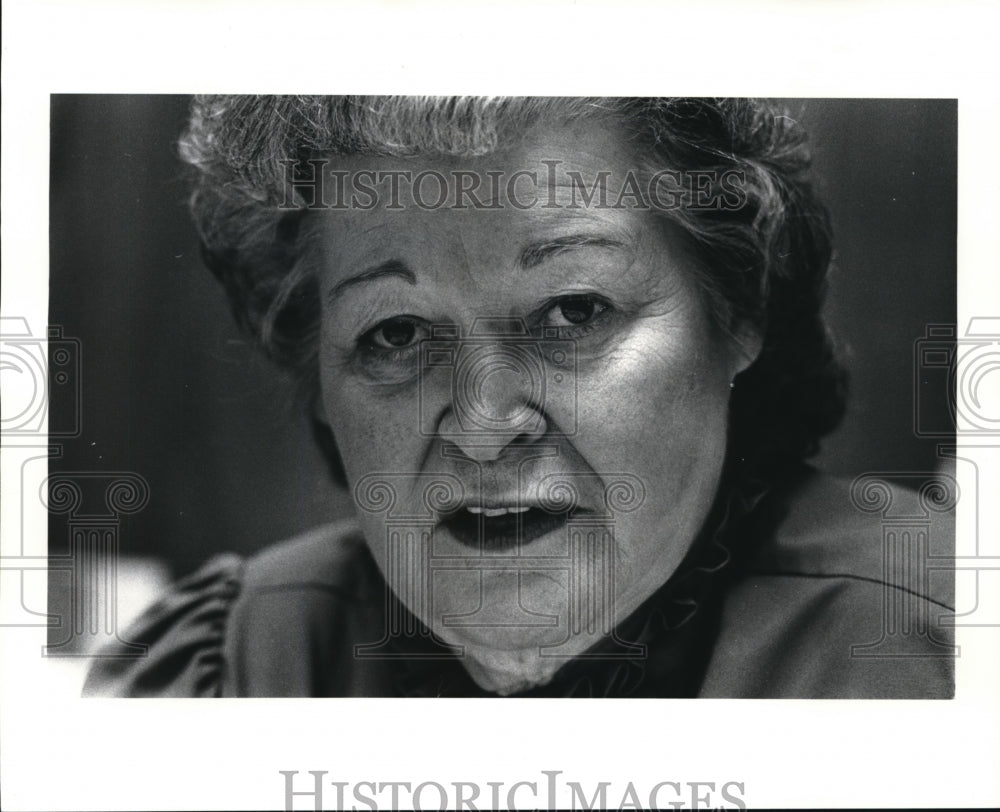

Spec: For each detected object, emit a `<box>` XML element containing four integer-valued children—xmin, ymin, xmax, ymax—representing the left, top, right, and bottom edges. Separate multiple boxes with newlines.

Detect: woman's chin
<box><xmin>444</xmin><ymin>633</ymin><xmax>579</xmax><ymax>695</ymax></box>
<box><xmin>431</xmin><ymin>616</ymin><xmax>601</xmax><ymax>694</ymax></box>
<box><xmin>436</xmin><ymin>621</ymin><xmax>567</xmax><ymax>653</ymax></box>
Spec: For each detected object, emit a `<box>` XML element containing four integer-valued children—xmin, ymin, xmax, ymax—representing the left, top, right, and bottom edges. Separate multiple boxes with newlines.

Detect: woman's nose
<box><xmin>436</xmin><ymin>346</ymin><xmax>549</xmax><ymax>462</ymax></box>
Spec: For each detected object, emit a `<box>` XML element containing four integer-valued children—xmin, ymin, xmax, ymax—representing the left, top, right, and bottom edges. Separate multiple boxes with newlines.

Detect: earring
<box><xmin>729</xmin><ymin>381</ymin><xmax>735</xmax><ymax>390</ymax></box>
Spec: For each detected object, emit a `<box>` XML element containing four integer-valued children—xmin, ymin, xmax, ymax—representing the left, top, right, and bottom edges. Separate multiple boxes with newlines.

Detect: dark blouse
<box><xmin>84</xmin><ymin>468</ymin><xmax>955</xmax><ymax>698</ymax></box>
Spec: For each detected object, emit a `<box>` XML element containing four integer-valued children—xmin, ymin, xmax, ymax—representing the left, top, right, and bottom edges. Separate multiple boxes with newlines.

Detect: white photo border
<box><xmin>2</xmin><ymin>1</ymin><xmax>999</xmax><ymax>810</ymax></box>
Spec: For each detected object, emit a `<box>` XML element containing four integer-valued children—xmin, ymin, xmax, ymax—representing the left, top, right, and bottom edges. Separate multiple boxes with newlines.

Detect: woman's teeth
<box><xmin>441</xmin><ymin>506</ymin><xmax>573</xmax><ymax>551</ymax></box>
<box><xmin>466</xmin><ymin>506</ymin><xmax>531</xmax><ymax>517</ymax></box>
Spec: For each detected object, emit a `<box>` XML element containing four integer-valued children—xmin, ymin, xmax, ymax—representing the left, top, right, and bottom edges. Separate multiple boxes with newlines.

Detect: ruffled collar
<box><xmin>385</xmin><ymin>469</ymin><xmax>772</xmax><ymax>698</ymax></box>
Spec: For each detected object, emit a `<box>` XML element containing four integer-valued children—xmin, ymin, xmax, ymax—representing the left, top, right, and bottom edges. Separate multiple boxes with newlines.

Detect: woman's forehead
<box><xmin>312</xmin><ymin>194</ymin><xmax>648</xmax><ymax>275</ymax></box>
<box><xmin>306</xmin><ymin>117</ymin><xmax>651</xmax><ymax>253</ymax></box>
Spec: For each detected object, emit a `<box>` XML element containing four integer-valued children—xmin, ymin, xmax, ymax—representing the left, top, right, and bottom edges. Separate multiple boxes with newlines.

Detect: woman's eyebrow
<box><xmin>518</xmin><ymin>235</ymin><xmax>627</xmax><ymax>270</ymax></box>
<box><xmin>326</xmin><ymin>235</ymin><xmax>626</xmax><ymax>303</ymax></box>
<box><xmin>326</xmin><ymin>259</ymin><xmax>416</xmax><ymax>303</ymax></box>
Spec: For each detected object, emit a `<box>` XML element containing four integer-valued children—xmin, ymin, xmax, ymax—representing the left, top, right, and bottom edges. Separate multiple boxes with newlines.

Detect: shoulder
<box><xmin>83</xmin><ymin>519</ymin><xmax>382</xmax><ymax>697</ymax></box>
<box><xmin>239</xmin><ymin>520</ymin><xmax>376</xmax><ymax>596</ymax></box>
<box><xmin>745</xmin><ymin>467</ymin><xmax>954</xmax><ymax>606</ymax></box>
<box><xmin>223</xmin><ymin>521</ymin><xmax>392</xmax><ymax>696</ymax></box>
<box><xmin>700</xmin><ymin>468</ymin><xmax>956</xmax><ymax>698</ymax></box>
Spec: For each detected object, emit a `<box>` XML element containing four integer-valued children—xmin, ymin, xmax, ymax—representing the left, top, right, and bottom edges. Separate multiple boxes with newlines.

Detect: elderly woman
<box><xmin>85</xmin><ymin>96</ymin><xmax>954</xmax><ymax>698</ymax></box>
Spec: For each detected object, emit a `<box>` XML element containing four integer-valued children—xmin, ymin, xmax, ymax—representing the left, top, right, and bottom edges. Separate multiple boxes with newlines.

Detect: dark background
<box><xmin>48</xmin><ymin>96</ymin><xmax>957</xmax><ymax>577</ymax></box>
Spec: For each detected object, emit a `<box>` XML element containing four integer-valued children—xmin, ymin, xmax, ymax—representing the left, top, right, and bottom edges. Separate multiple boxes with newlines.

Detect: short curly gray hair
<box><xmin>179</xmin><ymin>95</ymin><xmax>846</xmax><ymax>486</ymax></box>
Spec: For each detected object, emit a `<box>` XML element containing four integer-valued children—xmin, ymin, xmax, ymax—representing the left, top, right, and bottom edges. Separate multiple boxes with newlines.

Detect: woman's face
<box><xmin>314</xmin><ymin>118</ymin><xmax>759</xmax><ymax>693</ymax></box>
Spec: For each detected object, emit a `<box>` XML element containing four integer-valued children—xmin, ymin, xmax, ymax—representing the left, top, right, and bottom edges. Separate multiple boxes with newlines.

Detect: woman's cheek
<box><xmin>576</xmin><ymin>337</ymin><xmax>728</xmax><ymax>480</ymax></box>
<box><xmin>324</xmin><ymin>379</ymin><xmax>415</xmax><ymax>474</ymax></box>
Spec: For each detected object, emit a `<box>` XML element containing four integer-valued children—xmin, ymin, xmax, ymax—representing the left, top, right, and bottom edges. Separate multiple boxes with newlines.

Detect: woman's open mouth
<box><xmin>438</xmin><ymin>506</ymin><xmax>573</xmax><ymax>551</ymax></box>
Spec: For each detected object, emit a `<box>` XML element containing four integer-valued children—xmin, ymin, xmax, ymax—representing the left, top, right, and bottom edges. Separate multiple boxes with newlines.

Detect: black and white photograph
<box><xmin>2</xmin><ymin>2</ymin><xmax>999</xmax><ymax>810</ymax></box>
<box><xmin>51</xmin><ymin>94</ymin><xmax>958</xmax><ymax>701</ymax></box>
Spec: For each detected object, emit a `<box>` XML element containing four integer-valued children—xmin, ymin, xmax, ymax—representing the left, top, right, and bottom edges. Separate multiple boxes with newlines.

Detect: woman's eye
<box><xmin>362</xmin><ymin>318</ymin><xmax>424</xmax><ymax>351</ymax></box>
<box><xmin>545</xmin><ymin>295</ymin><xmax>609</xmax><ymax>327</ymax></box>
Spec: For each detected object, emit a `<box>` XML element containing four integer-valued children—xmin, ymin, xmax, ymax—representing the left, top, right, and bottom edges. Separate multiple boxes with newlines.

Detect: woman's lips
<box><xmin>438</xmin><ymin>507</ymin><xmax>572</xmax><ymax>551</ymax></box>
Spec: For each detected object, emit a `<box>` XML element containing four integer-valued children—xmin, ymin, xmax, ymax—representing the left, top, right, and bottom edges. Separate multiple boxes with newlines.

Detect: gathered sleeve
<box><xmin>83</xmin><ymin>554</ymin><xmax>243</xmax><ymax>698</ymax></box>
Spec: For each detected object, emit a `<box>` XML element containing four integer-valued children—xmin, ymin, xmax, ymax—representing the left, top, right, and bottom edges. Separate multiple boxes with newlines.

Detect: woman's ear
<box><xmin>308</xmin><ymin>389</ymin><xmax>348</xmax><ymax>487</ymax></box>
<box><xmin>312</xmin><ymin>390</ymin><xmax>329</xmax><ymax>425</ymax></box>
<box><xmin>729</xmin><ymin>321</ymin><xmax>764</xmax><ymax>379</ymax></box>
<box><xmin>309</xmin><ymin>409</ymin><xmax>348</xmax><ymax>488</ymax></box>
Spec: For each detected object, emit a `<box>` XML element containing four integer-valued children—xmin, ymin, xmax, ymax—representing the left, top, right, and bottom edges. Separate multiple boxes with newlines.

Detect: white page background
<box><xmin>2</xmin><ymin>2</ymin><xmax>998</xmax><ymax>809</ymax></box>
